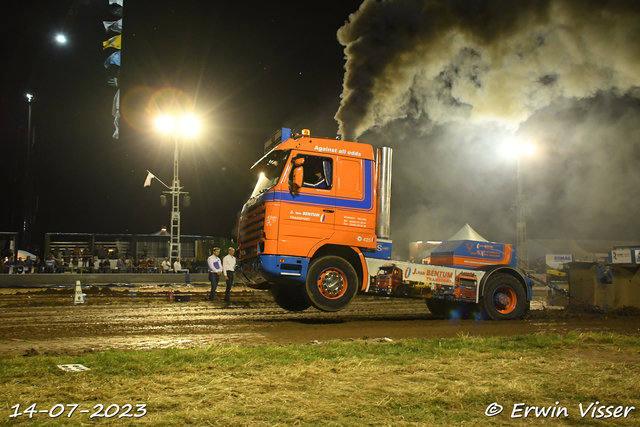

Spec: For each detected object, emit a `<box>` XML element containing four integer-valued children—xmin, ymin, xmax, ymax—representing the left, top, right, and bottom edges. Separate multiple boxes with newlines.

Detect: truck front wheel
<box><xmin>481</xmin><ymin>274</ymin><xmax>527</xmax><ymax>320</ymax></box>
<box><xmin>304</xmin><ymin>256</ymin><xmax>358</xmax><ymax>312</ymax></box>
<box><xmin>271</xmin><ymin>284</ymin><xmax>311</xmax><ymax>312</ymax></box>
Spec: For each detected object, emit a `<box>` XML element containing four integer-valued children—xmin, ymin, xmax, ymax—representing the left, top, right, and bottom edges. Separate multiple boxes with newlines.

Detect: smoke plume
<box><xmin>336</xmin><ymin>0</ymin><xmax>640</xmax><ymax>140</ymax></box>
<box><xmin>334</xmin><ymin>0</ymin><xmax>640</xmax><ymax>254</ymax></box>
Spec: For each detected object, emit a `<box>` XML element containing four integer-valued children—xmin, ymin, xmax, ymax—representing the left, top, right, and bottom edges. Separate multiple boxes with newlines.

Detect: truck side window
<box><xmin>292</xmin><ymin>156</ymin><xmax>332</xmax><ymax>190</ymax></box>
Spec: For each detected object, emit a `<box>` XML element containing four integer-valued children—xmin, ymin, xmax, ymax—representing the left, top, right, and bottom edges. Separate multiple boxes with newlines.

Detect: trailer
<box><xmin>237</xmin><ymin>128</ymin><xmax>530</xmax><ymax>319</ymax></box>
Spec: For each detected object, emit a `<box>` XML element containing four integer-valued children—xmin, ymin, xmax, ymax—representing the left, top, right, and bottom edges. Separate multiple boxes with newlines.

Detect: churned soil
<box><xmin>0</xmin><ymin>286</ymin><xmax>638</xmax><ymax>358</ymax></box>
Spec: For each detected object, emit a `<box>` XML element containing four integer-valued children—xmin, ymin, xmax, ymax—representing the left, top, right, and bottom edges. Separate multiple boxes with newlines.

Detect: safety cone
<box><xmin>73</xmin><ymin>280</ymin><xmax>85</xmax><ymax>304</ymax></box>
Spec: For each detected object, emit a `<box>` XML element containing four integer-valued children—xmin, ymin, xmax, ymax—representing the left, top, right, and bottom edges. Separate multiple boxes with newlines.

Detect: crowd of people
<box><xmin>1</xmin><ymin>244</ymin><xmax>217</xmax><ymax>274</ymax></box>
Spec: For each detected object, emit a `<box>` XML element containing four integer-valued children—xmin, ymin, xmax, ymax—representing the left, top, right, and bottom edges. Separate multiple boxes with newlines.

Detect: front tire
<box><xmin>271</xmin><ymin>283</ymin><xmax>311</xmax><ymax>312</ymax></box>
<box><xmin>303</xmin><ymin>256</ymin><xmax>359</xmax><ymax>312</ymax></box>
<box><xmin>481</xmin><ymin>273</ymin><xmax>527</xmax><ymax>320</ymax></box>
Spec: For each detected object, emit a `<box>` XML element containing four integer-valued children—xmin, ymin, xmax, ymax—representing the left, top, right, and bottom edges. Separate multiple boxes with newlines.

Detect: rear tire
<box><xmin>271</xmin><ymin>283</ymin><xmax>311</xmax><ymax>312</ymax></box>
<box><xmin>303</xmin><ymin>256</ymin><xmax>358</xmax><ymax>312</ymax></box>
<box><xmin>426</xmin><ymin>298</ymin><xmax>447</xmax><ymax>316</ymax></box>
<box><xmin>481</xmin><ymin>273</ymin><xmax>527</xmax><ymax>320</ymax></box>
<box><xmin>427</xmin><ymin>299</ymin><xmax>479</xmax><ymax>319</ymax></box>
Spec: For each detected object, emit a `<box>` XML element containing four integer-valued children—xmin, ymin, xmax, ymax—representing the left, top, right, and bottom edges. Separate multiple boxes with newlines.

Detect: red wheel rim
<box><xmin>316</xmin><ymin>268</ymin><xmax>347</xmax><ymax>299</ymax></box>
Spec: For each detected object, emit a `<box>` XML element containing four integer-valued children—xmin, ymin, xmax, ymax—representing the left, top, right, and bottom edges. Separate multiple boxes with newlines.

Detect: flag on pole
<box><xmin>107</xmin><ymin>75</ymin><xmax>119</xmax><ymax>87</ymax></box>
<box><xmin>144</xmin><ymin>171</ymin><xmax>155</xmax><ymax>187</ymax></box>
<box><xmin>111</xmin><ymin>6</ymin><xmax>123</xmax><ymax>17</ymax></box>
<box><xmin>112</xmin><ymin>89</ymin><xmax>120</xmax><ymax>139</ymax></box>
<box><xmin>104</xmin><ymin>50</ymin><xmax>121</xmax><ymax>68</ymax></box>
<box><xmin>109</xmin><ymin>0</ymin><xmax>124</xmax><ymax>6</ymax></box>
<box><xmin>113</xmin><ymin>116</ymin><xmax>119</xmax><ymax>139</ymax></box>
<box><xmin>112</xmin><ymin>89</ymin><xmax>121</xmax><ymax>117</ymax></box>
<box><xmin>103</xmin><ymin>19</ymin><xmax>122</xmax><ymax>33</ymax></box>
<box><xmin>103</xmin><ymin>34</ymin><xmax>121</xmax><ymax>50</ymax></box>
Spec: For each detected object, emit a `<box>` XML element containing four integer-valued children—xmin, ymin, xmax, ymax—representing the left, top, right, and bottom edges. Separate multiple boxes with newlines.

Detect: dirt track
<box><xmin>1</xmin><ymin>286</ymin><xmax>638</xmax><ymax>358</ymax></box>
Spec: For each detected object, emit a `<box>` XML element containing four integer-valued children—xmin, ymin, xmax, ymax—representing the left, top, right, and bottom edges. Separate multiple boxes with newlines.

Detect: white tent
<box><xmin>419</xmin><ymin>224</ymin><xmax>488</xmax><ymax>261</ymax></box>
<box><xmin>445</xmin><ymin>223</ymin><xmax>488</xmax><ymax>242</ymax></box>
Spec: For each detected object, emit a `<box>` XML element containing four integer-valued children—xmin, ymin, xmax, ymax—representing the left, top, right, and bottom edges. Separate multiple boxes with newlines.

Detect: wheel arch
<box><xmin>476</xmin><ymin>265</ymin><xmax>530</xmax><ymax>301</ymax></box>
<box><xmin>308</xmin><ymin>244</ymin><xmax>366</xmax><ymax>291</ymax></box>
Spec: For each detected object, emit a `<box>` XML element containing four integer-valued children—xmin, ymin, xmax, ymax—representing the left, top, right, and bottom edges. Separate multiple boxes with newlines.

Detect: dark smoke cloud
<box><xmin>335</xmin><ymin>0</ymin><xmax>640</xmax><ymax>254</ymax></box>
<box><xmin>336</xmin><ymin>0</ymin><xmax>640</xmax><ymax>140</ymax></box>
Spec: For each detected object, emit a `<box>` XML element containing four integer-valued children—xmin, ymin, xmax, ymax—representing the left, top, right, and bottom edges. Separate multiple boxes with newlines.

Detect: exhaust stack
<box><xmin>376</xmin><ymin>147</ymin><xmax>393</xmax><ymax>239</ymax></box>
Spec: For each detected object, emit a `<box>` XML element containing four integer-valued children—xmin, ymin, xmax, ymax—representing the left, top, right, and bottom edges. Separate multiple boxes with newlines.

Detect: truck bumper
<box><xmin>239</xmin><ymin>255</ymin><xmax>310</xmax><ymax>288</ymax></box>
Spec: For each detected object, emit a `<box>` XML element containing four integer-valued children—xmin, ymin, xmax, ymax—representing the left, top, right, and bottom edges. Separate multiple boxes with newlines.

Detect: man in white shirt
<box><xmin>207</xmin><ymin>247</ymin><xmax>222</xmax><ymax>301</ymax></box>
<box><xmin>222</xmin><ymin>247</ymin><xmax>237</xmax><ymax>303</ymax></box>
<box><xmin>173</xmin><ymin>258</ymin><xmax>186</xmax><ymax>273</ymax></box>
<box><xmin>161</xmin><ymin>257</ymin><xmax>171</xmax><ymax>273</ymax></box>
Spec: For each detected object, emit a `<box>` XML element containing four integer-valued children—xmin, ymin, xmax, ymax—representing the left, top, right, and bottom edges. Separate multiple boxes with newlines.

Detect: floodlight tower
<box><xmin>504</xmin><ymin>140</ymin><xmax>535</xmax><ymax>271</ymax></box>
<box><xmin>155</xmin><ymin>116</ymin><xmax>198</xmax><ymax>263</ymax></box>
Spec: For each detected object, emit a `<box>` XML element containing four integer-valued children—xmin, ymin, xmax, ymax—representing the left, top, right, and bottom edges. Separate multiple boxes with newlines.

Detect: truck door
<box><xmin>334</xmin><ymin>157</ymin><xmax>376</xmax><ymax>243</ymax></box>
<box><xmin>278</xmin><ymin>154</ymin><xmax>336</xmax><ymax>257</ymax></box>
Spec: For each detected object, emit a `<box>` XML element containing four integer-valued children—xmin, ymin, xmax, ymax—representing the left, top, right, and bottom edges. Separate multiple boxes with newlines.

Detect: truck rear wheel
<box><xmin>481</xmin><ymin>273</ymin><xmax>526</xmax><ymax>320</ymax></box>
<box><xmin>426</xmin><ymin>298</ymin><xmax>448</xmax><ymax>316</ymax></box>
<box><xmin>427</xmin><ymin>299</ymin><xmax>478</xmax><ymax>319</ymax></box>
<box><xmin>303</xmin><ymin>256</ymin><xmax>358</xmax><ymax>312</ymax></box>
<box><xmin>271</xmin><ymin>284</ymin><xmax>311</xmax><ymax>312</ymax></box>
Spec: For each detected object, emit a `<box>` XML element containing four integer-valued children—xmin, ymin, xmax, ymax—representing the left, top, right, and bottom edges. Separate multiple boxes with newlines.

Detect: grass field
<box><xmin>1</xmin><ymin>332</ymin><xmax>639</xmax><ymax>426</ymax></box>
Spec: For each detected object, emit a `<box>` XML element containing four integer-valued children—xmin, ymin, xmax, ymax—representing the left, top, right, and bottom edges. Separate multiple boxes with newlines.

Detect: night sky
<box><xmin>2</xmin><ymin>0</ymin><xmax>364</xmax><ymax>248</ymax></box>
<box><xmin>3</xmin><ymin>0</ymin><xmax>640</xmax><ymax>257</ymax></box>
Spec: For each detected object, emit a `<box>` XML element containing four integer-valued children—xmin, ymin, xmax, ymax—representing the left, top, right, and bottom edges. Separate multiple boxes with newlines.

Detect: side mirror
<box><xmin>290</xmin><ymin>158</ymin><xmax>304</xmax><ymax>194</ymax></box>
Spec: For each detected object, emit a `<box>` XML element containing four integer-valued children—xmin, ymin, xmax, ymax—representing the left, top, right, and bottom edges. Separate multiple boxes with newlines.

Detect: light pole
<box><xmin>22</xmin><ymin>94</ymin><xmax>34</xmax><ymax>250</ymax></box>
<box><xmin>155</xmin><ymin>116</ymin><xmax>199</xmax><ymax>264</ymax></box>
<box><xmin>504</xmin><ymin>140</ymin><xmax>535</xmax><ymax>271</ymax></box>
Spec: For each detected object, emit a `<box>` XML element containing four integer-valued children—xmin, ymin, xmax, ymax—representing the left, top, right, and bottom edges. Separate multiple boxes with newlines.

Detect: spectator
<box><xmin>45</xmin><ymin>254</ymin><xmax>56</xmax><ymax>273</ymax></box>
<box><xmin>195</xmin><ymin>258</ymin><xmax>208</xmax><ymax>273</ymax></box>
<box><xmin>173</xmin><ymin>258</ymin><xmax>188</xmax><ymax>273</ymax></box>
<box><xmin>148</xmin><ymin>256</ymin><xmax>157</xmax><ymax>272</ymax></box>
<box><xmin>4</xmin><ymin>256</ymin><xmax>15</xmax><ymax>274</ymax></box>
<box><xmin>161</xmin><ymin>257</ymin><xmax>171</xmax><ymax>273</ymax></box>
<box><xmin>24</xmin><ymin>256</ymin><xmax>34</xmax><ymax>274</ymax></box>
<box><xmin>140</xmin><ymin>258</ymin><xmax>149</xmax><ymax>271</ymax></box>
<box><xmin>132</xmin><ymin>258</ymin><xmax>140</xmax><ymax>273</ymax></box>
<box><xmin>82</xmin><ymin>247</ymin><xmax>91</xmax><ymax>267</ymax></box>
<box><xmin>35</xmin><ymin>256</ymin><xmax>45</xmax><ymax>273</ymax></box>
<box><xmin>15</xmin><ymin>257</ymin><xmax>25</xmax><ymax>274</ymax></box>
<box><xmin>223</xmin><ymin>247</ymin><xmax>237</xmax><ymax>304</ymax></box>
<box><xmin>100</xmin><ymin>259</ymin><xmax>111</xmax><ymax>273</ymax></box>
<box><xmin>88</xmin><ymin>257</ymin><xmax>96</xmax><ymax>273</ymax></box>
<box><xmin>185</xmin><ymin>257</ymin><xmax>193</xmax><ymax>273</ymax></box>
<box><xmin>207</xmin><ymin>248</ymin><xmax>223</xmax><ymax>301</ymax></box>
<box><xmin>117</xmin><ymin>255</ymin><xmax>126</xmax><ymax>272</ymax></box>
<box><xmin>62</xmin><ymin>247</ymin><xmax>71</xmax><ymax>264</ymax></box>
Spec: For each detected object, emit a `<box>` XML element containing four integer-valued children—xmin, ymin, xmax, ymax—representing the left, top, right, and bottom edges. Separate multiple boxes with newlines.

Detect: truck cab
<box><xmin>238</xmin><ymin>128</ymin><xmax>530</xmax><ymax>319</ymax></box>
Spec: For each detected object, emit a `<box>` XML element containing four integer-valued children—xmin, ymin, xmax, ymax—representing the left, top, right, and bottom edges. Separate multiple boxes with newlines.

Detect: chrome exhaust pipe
<box><xmin>376</xmin><ymin>147</ymin><xmax>392</xmax><ymax>239</ymax></box>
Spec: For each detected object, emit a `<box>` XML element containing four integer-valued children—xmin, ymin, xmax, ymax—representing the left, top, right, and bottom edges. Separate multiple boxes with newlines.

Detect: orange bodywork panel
<box><xmin>265</xmin><ymin>136</ymin><xmax>377</xmax><ymax>259</ymax></box>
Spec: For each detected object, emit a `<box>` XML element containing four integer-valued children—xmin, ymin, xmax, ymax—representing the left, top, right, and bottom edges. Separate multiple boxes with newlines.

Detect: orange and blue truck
<box><xmin>237</xmin><ymin>128</ymin><xmax>531</xmax><ymax>319</ymax></box>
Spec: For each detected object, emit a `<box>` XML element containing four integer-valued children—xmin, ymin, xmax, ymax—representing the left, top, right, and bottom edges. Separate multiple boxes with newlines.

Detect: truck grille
<box><xmin>457</xmin><ymin>287</ymin><xmax>477</xmax><ymax>300</ymax></box>
<box><xmin>238</xmin><ymin>203</ymin><xmax>265</xmax><ymax>260</ymax></box>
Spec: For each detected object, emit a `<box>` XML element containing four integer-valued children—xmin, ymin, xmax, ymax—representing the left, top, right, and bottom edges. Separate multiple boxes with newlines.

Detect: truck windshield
<box><xmin>249</xmin><ymin>149</ymin><xmax>291</xmax><ymax>198</ymax></box>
